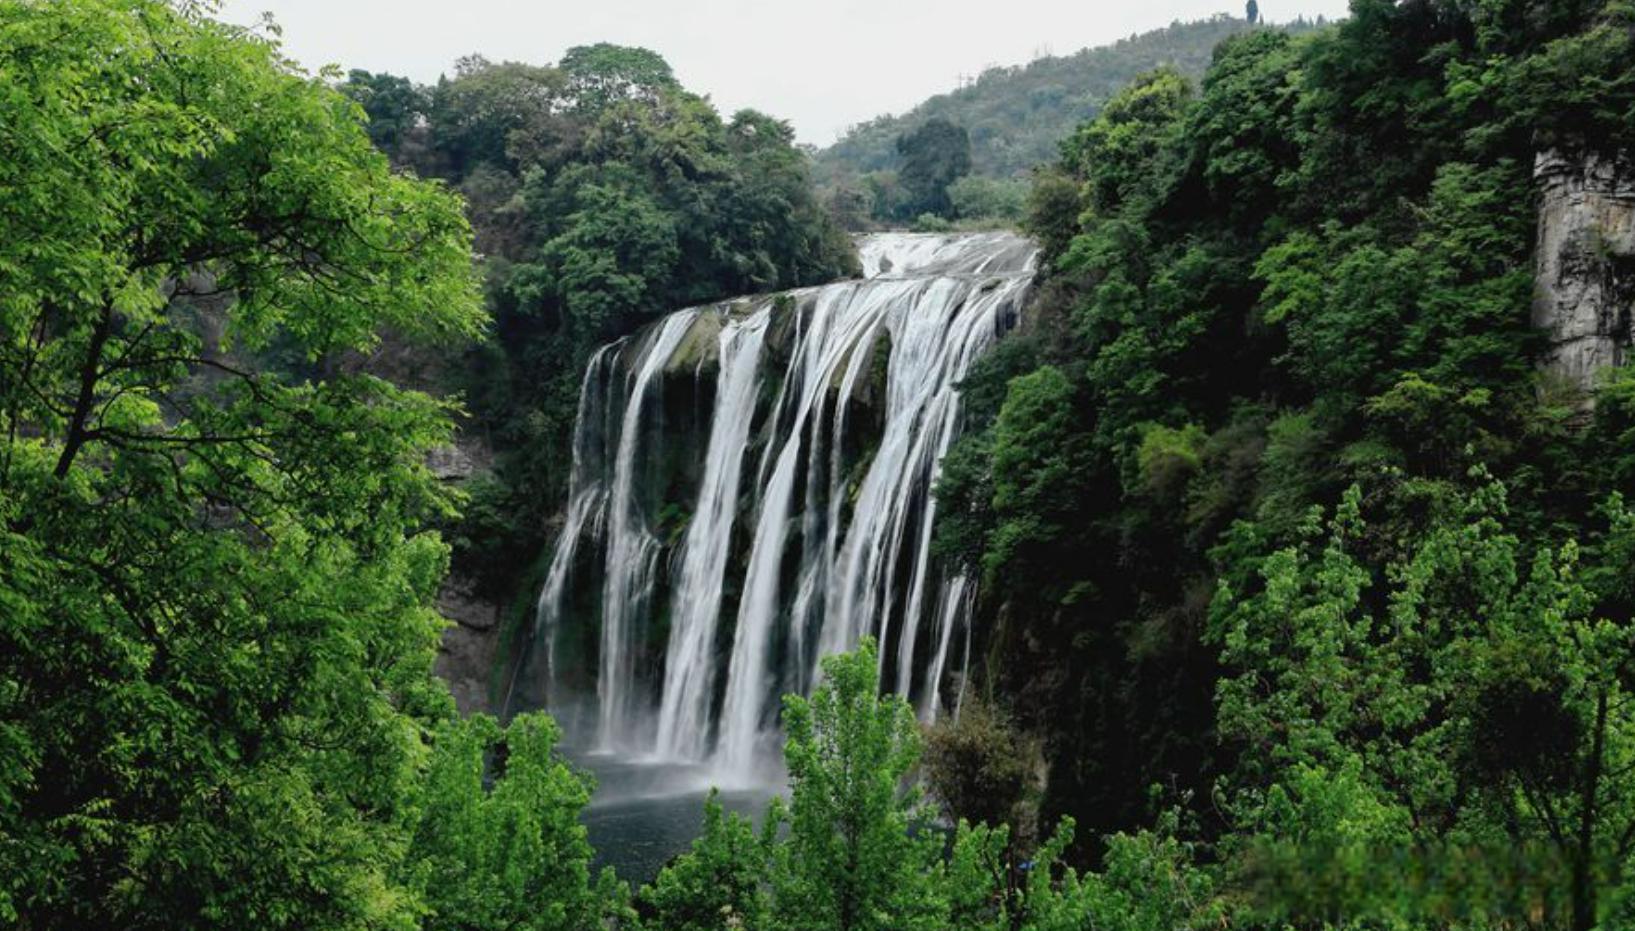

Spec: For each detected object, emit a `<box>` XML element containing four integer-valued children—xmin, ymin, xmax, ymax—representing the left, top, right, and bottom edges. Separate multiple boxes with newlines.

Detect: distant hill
<box><xmin>813</xmin><ymin>14</ymin><xmax>1326</xmax><ymax>183</ymax></box>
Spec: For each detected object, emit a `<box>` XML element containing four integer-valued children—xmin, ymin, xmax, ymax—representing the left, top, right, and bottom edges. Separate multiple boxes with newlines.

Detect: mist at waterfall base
<box><xmin>506</xmin><ymin>232</ymin><xmax>1038</xmax><ymax>881</ymax></box>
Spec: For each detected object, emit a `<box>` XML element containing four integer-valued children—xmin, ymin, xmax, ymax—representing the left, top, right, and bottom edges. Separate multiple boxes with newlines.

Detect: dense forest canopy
<box><xmin>930</xmin><ymin>0</ymin><xmax>1635</xmax><ymax>925</ymax></box>
<box><xmin>7</xmin><ymin>0</ymin><xmax>1635</xmax><ymax>928</ymax></box>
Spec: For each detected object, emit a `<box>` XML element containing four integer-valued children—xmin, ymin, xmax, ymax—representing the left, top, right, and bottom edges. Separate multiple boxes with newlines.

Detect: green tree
<box><xmin>894</xmin><ymin>118</ymin><xmax>972</xmax><ymax>220</ymax></box>
<box><xmin>638</xmin><ymin>790</ymin><xmax>772</xmax><ymax>930</ymax></box>
<box><xmin>428</xmin><ymin>55</ymin><xmax>566</xmax><ymax>175</ymax></box>
<box><xmin>949</xmin><ymin>176</ymin><xmax>1029</xmax><ymax>223</ymax></box>
<box><xmin>1060</xmin><ymin>67</ymin><xmax>1190</xmax><ymax>216</ymax></box>
<box><xmin>922</xmin><ymin>697</ymin><xmax>1041</xmax><ymax>835</ymax></box>
<box><xmin>986</xmin><ymin>366</ymin><xmax>1091</xmax><ymax>593</ymax></box>
<box><xmin>1213</xmin><ymin>480</ymin><xmax>1635</xmax><ymax>928</ymax></box>
<box><xmin>1021</xmin><ymin>166</ymin><xmax>1083</xmax><ymax>263</ymax></box>
<box><xmin>0</xmin><ymin>2</ymin><xmax>588</xmax><ymax>926</ymax></box>
<box><xmin>771</xmin><ymin>639</ymin><xmax>946</xmax><ymax>931</ymax></box>
<box><xmin>515</xmin><ymin>161</ymin><xmax>681</xmax><ymax>343</ymax></box>
<box><xmin>339</xmin><ymin>68</ymin><xmax>430</xmax><ymax>164</ymax></box>
<box><xmin>560</xmin><ymin>43</ymin><xmax>678</xmax><ymax>112</ymax></box>
<box><xmin>405</xmin><ymin>714</ymin><xmax>626</xmax><ymax>931</ymax></box>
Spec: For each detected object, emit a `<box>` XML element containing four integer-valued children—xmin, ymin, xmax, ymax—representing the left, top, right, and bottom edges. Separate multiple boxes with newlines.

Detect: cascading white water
<box><xmin>524</xmin><ymin>342</ymin><xmax>616</xmax><ymax>712</ymax></box>
<box><xmin>523</xmin><ymin>231</ymin><xmax>1036</xmax><ymax>773</ymax></box>
<box><xmin>654</xmin><ymin>314</ymin><xmax>768</xmax><ymax>760</ymax></box>
<box><xmin>595</xmin><ymin>311</ymin><xmax>699</xmax><ymax>751</ymax></box>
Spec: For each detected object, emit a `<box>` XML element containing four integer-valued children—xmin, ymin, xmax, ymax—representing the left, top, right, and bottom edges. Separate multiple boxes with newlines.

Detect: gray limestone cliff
<box><xmin>426</xmin><ymin>435</ymin><xmax>503</xmax><ymax>715</ymax></box>
<box><xmin>1533</xmin><ymin>150</ymin><xmax>1635</xmax><ymax>396</ymax></box>
<box><xmin>433</xmin><ymin>579</ymin><xmax>502</xmax><ymax>715</ymax></box>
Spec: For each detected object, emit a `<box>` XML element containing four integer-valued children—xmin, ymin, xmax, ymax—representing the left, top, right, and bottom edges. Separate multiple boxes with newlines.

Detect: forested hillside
<box><xmin>812</xmin><ymin>14</ymin><xmax>1323</xmax><ymax>184</ymax></box>
<box><xmin>930</xmin><ymin>0</ymin><xmax>1635</xmax><ymax>925</ymax></box>
<box><xmin>811</xmin><ymin>15</ymin><xmax>1327</xmax><ymax>229</ymax></box>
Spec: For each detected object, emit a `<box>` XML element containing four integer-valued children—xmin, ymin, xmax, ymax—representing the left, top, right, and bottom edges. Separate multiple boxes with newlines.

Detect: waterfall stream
<box><xmin>516</xmin><ymin>231</ymin><xmax>1037</xmax><ymax>778</ymax></box>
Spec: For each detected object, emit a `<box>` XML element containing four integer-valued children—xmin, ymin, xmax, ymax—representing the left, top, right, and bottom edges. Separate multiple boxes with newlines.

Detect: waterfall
<box><xmin>595</xmin><ymin>311</ymin><xmax>699</xmax><ymax>751</ymax></box>
<box><xmin>522</xmin><ymin>231</ymin><xmax>1037</xmax><ymax>771</ymax></box>
<box><xmin>654</xmin><ymin>314</ymin><xmax>768</xmax><ymax>760</ymax></box>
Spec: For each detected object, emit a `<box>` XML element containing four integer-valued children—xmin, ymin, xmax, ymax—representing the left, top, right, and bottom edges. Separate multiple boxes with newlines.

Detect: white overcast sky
<box><xmin>215</xmin><ymin>0</ymin><xmax>1353</xmax><ymax>146</ymax></box>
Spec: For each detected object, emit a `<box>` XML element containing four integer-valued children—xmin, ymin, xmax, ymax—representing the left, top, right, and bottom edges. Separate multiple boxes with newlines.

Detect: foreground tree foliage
<box><xmin>1216</xmin><ymin>479</ymin><xmax>1635</xmax><ymax>927</ymax></box>
<box><xmin>408</xmin><ymin>714</ymin><xmax>628</xmax><ymax>931</ymax></box>
<box><xmin>0</xmin><ymin>2</ymin><xmax>614</xmax><ymax>926</ymax></box>
<box><xmin>771</xmin><ymin>643</ymin><xmax>946</xmax><ymax>930</ymax></box>
<box><xmin>636</xmin><ymin>642</ymin><xmax>1218</xmax><ymax>931</ymax></box>
<box><xmin>637</xmin><ymin>790</ymin><xmax>772</xmax><ymax>931</ymax></box>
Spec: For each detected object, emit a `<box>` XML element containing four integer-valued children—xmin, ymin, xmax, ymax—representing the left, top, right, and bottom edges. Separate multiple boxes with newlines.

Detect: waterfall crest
<box><xmin>516</xmin><ymin>231</ymin><xmax>1036</xmax><ymax>773</ymax></box>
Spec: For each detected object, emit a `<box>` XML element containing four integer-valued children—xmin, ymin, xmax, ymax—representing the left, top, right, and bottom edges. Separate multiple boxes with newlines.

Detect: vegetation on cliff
<box><xmin>932</xmin><ymin>0</ymin><xmax>1635</xmax><ymax>925</ymax></box>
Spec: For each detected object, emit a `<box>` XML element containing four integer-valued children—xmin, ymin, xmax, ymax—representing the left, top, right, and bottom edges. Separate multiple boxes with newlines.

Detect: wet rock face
<box><xmin>1533</xmin><ymin>150</ymin><xmax>1635</xmax><ymax>395</ymax></box>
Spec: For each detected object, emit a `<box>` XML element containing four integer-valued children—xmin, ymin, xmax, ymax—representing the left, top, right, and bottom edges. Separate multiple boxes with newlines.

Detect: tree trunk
<box><xmin>1573</xmin><ymin>688</ymin><xmax>1608</xmax><ymax>931</ymax></box>
<box><xmin>53</xmin><ymin>303</ymin><xmax>115</xmax><ymax>479</ymax></box>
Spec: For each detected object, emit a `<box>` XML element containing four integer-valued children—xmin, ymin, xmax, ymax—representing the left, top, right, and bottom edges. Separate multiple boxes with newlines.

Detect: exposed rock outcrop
<box><xmin>429</xmin><ymin>433</ymin><xmax>502</xmax><ymax>715</ymax></box>
<box><xmin>427</xmin><ymin>437</ymin><xmax>492</xmax><ymax>481</ymax></box>
<box><xmin>1533</xmin><ymin>150</ymin><xmax>1635</xmax><ymax>396</ymax></box>
<box><xmin>433</xmin><ymin>578</ymin><xmax>502</xmax><ymax>715</ymax></box>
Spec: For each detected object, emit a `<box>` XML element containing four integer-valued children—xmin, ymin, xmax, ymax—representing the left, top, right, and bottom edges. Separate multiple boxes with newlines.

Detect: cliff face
<box><xmin>428</xmin><ymin>436</ymin><xmax>503</xmax><ymax>716</ymax></box>
<box><xmin>434</xmin><ymin>579</ymin><xmax>503</xmax><ymax>715</ymax></box>
<box><xmin>1533</xmin><ymin>150</ymin><xmax>1635</xmax><ymax>395</ymax></box>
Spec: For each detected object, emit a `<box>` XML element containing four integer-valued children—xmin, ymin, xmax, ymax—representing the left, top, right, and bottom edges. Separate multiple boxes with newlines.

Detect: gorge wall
<box><xmin>503</xmin><ymin>232</ymin><xmax>1036</xmax><ymax>775</ymax></box>
<box><xmin>1534</xmin><ymin>150</ymin><xmax>1635</xmax><ymax>394</ymax></box>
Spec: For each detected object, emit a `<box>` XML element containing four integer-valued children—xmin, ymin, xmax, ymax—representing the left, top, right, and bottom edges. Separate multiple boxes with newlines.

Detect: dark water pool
<box><xmin>574</xmin><ymin>755</ymin><xmax>781</xmax><ymax>885</ymax></box>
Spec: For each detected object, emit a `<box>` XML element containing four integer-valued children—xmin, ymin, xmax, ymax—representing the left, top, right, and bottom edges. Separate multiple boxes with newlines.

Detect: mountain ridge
<box><xmin>813</xmin><ymin>13</ymin><xmax>1328</xmax><ymax>182</ymax></box>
